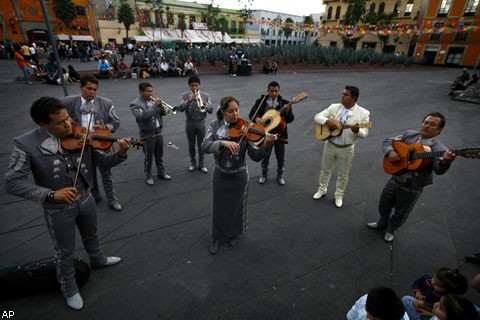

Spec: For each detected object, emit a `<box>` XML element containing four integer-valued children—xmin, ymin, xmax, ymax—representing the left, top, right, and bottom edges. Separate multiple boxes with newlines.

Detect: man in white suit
<box><xmin>312</xmin><ymin>86</ymin><xmax>370</xmax><ymax>208</ymax></box>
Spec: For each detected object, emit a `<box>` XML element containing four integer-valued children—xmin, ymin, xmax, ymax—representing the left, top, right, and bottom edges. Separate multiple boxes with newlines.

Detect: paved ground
<box><xmin>0</xmin><ymin>57</ymin><xmax>479</xmax><ymax>319</ymax></box>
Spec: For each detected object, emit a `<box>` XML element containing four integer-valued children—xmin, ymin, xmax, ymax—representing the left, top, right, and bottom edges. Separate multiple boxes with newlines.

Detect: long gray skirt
<box><xmin>211</xmin><ymin>168</ymin><xmax>249</xmax><ymax>241</ymax></box>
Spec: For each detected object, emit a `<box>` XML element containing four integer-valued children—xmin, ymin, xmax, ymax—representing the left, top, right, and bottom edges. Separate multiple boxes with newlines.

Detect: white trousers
<box><xmin>317</xmin><ymin>141</ymin><xmax>355</xmax><ymax>199</ymax></box>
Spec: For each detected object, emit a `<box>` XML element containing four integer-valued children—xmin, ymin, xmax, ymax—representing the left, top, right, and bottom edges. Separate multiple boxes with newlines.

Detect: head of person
<box><xmin>341</xmin><ymin>85</ymin><xmax>359</xmax><ymax>108</ymax></box>
<box><xmin>188</xmin><ymin>76</ymin><xmax>201</xmax><ymax>92</ymax></box>
<box><xmin>30</xmin><ymin>97</ymin><xmax>72</xmax><ymax>137</ymax></box>
<box><xmin>79</xmin><ymin>75</ymin><xmax>99</xmax><ymax>101</ymax></box>
<box><xmin>67</xmin><ymin>64</ymin><xmax>74</xmax><ymax>71</ymax></box>
<box><xmin>267</xmin><ymin>81</ymin><xmax>280</xmax><ymax>100</ymax></box>
<box><xmin>217</xmin><ymin>96</ymin><xmax>239</xmax><ymax>123</ymax></box>
<box><xmin>139</xmin><ymin>82</ymin><xmax>154</xmax><ymax>100</ymax></box>
<box><xmin>365</xmin><ymin>287</ymin><xmax>405</xmax><ymax>320</ymax></box>
<box><xmin>432</xmin><ymin>294</ymin><xmax>478</xmax><ymax>320</ymax></box>
<box><xmin>47</xmin><ymin>57</ymin><xmax>54</xmax><ymax>64</ymax></box>
<box><xmin>432</xmin><ymin>268</ymin><xmax>468</xmax><ymax>295</ymax></box>
<box><xmin>420</xmin><ymin>112</ymin><xmax>446</xmax><ymax>139</ymax></box>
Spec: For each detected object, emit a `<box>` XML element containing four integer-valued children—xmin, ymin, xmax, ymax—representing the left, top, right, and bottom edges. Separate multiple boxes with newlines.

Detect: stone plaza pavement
<box><xmin>0</xmin><ymin>58</ymin><xmax>479</xmax><ymax>319</ymax></box>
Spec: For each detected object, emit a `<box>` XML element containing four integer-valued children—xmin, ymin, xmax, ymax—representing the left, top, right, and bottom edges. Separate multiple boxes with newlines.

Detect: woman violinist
<box><xmin>201</xmin><ymin>96</ymin><xmax>276</xmax><ymax>255</ymax></box>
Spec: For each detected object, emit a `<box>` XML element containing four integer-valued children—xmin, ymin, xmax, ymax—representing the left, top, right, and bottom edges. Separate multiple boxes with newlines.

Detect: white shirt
<box><xmin>346</xmin><ymin>294</ymin><xmax>410</xmax><ymax>320</ymax></box>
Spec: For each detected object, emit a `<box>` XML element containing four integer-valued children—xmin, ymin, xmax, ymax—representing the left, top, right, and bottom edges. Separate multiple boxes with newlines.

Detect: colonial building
<box><xmin>318</xmin><ymin>0</ymin><xmax>423</xmax><ymax>54</ymax></box>
<box><xmin>0</xmin><ymin>0</ymin><xmax>98</xmax><ymax>44</ymax></box>
<box><xmin>413</xmin><ymin>0</ymin><xmax>479</xmax><ymax>67</ymax></box>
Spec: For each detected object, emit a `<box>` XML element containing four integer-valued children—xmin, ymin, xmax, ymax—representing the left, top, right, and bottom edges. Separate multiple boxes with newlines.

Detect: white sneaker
<box><xmin>334</xmin><ymin>198</ymin><xmax>343</xmax><ymax>208</ymax></box>
<box><xmin>313</xmin><ymin>192</ymin><xmax>326</xmax><ymax>200</ymax></box>
<box><xmin>66</xmin><ymin>292</ymin><xmax>84</xmax><ymax>310</ymax></box>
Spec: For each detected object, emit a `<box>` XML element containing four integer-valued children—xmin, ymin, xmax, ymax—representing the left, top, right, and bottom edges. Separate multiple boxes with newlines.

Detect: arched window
<box><xmin>327</xmin><ymin>7</ymin><xmax>333</xmax><ymax>20</ymax></box>
<box><xmin>404</xmin><ymin>0</ymin><xmax>414</xmax><ymax>16</ymax></box>
<box><xmin>393</xmin><ymin>1</ymin><xmax>401</xmax><ymax>15</ymax></box>
<box><xmin>369</xmin><ymin>3</ymin><xmax>376</xmax><ymax>13</ymax></box>
<box><xmin>378</xmin><ymin>2</ymin><xmax>385</xmax><ymax>14</ymax></box>
<box><xmin>335</xmin><ymin>6</ymin><xmax>341</xmax><ymax>19</ymax></box>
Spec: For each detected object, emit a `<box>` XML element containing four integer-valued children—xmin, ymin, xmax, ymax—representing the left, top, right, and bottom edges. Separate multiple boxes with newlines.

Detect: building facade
<box><xmin>318</xmin><ymin>0</ymin><xmax>423</xmax><ymax>54</ymax></box>
<box><xmin>413</xmin><ymin>0</ymin><xmax>480</xmax><ymax>67</ymax></box>
<box><xmin>0</xmin><ymin>0</ymin><xmax>99</xmax><ymax>44</ymax></box>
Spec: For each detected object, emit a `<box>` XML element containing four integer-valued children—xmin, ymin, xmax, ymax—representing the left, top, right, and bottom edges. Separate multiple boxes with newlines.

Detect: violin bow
<box><xmin>238</xmin><ymin>94</ymin><xmax>268</xmax><ymax>145</ymax></box>
<box><xmin>73</xmin><ymin>112</ymin><xmax>94</xmax><ymax>189</ymax></box>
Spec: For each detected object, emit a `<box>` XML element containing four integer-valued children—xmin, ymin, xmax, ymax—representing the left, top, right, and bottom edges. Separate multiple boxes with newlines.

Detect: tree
<box><xmin>117</xmin><ymin>1</ymin><xmax>135</xmax><ymax>40</ymax></box>
<box><xmin>205</xmin><ymin>1</ymin><xmax>221</xmax><ymax>31</ymax></box>
<box><xmin>53</xmin><ymin>0</ymin><xmax>77</xmax><ymax>42</ymax></box>
<box><xmin>303</xmin><ymin>15</ymin><xmax>314</xmax><ymax>45</ymax></box>
<box><xmin>344</xmin><ymin>0</ymin><xmax>366</xmax><ymax>25</ymax></box>
<box><xmin>282</xmin><ymin>17</ymin><xmax>294</xmax><ymax>44</ymax></box>
<box><xmin>238</xmin><ymin>0</ymin><xmax>253</xmax><ymax>37</ymax></box>
<box><xmin>178</xmin><ymin>13</ymin><xmax>187</xmax><ymax>38</ymax></box>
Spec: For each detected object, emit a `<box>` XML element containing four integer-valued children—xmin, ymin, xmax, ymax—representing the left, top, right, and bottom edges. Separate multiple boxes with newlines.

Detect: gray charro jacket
<box><xmin>177</xmin><ymin>91</ymin><xmax>213</xmax><ymax>123</ymax></box>
<box><xmin>130</xmin><ymin>97</ymin><xmax>167</xmax><ymax>135</ymax></box>
<box><xmin>59</xmin><ymin>95</ymin><xmax>120</xmax><ymax>133</ymax></box>
<box><xmin>382</xmin><ymin>130</ymin><xmax>450</xmax><ymax>189</ymax></box>
<box><xmin>4</xmin><ymin>128</ymin><xmax>126</xmax><ymax>208</ymax></box>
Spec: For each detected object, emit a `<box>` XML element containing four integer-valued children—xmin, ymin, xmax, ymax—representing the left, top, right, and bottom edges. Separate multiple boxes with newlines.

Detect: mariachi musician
<box><xmin>249</xmin><ymin>81</ymin><xmax>294</xmax><ymax>186</ymax></box>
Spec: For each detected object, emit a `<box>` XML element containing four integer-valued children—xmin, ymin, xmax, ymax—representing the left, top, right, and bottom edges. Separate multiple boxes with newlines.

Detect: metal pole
<box><xmin>39</xmin><ymin>0</ymin><xmax>68</xmax><ymax>96</ymax></box>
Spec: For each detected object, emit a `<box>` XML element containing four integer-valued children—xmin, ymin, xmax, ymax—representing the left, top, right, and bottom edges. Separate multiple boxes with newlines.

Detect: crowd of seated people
<box><xmin>450</xmin><ymin>70</ymin><xmax>479</xmax><ymax>96</ymax></box>
<box><xmin>112</xmin><ymin>56</ymin><xmax>197</xmax><ymax>79</ymax></box>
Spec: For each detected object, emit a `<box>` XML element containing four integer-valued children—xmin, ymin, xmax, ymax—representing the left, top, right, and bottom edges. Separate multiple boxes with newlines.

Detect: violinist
<box><xmin>60</xmin><ymin>75</ymin><xmax>123</xmax><ymax>211</ymax></box>
<box><xmin>201</xmin><ymin>96</ymin><xmax>276</xmax><ymax>255</ymax></box>
<box><xmin>4</xmin><ymin>97</ymin><xmax>132</xmax><ymax>310</ymax></box>
<box><xmin>249</xmin><ymin>81</ymin><xmax>293</xmax><ymax>186</ymax></box>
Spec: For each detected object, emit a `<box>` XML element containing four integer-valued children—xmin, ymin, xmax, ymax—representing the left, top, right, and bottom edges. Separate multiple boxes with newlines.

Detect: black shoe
<box><xmin>209</xmin><ymin>239</ymin><xmax>219</xmax><ymax>255</ymax></box>
<box><xmin>93</xmin><ymin>195</ymin><xmax>103</xmax><ymax>203</ymax></box>
<box><xmin>227</xmin><ymin>236</ymin><xmax>238</xmax><ymax>247</ymax></box>
<box><xmin>465</xmin><ymin>253</ymin><xmax>480</xmax><ymax>264</ymax></box>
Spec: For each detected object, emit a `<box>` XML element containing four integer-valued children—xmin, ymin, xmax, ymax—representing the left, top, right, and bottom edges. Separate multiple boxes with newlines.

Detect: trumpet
<box><xmin>150</xmin><ymin>97</ymin><xmax>178</xmax><ymax>115</ymax></box>
<box><xmin>195</xmin><ymin>90</ymin><xmax>206</xmax><ymax>113</ymax></box>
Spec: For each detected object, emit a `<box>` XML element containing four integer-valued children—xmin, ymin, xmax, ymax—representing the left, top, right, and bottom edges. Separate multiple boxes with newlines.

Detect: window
<box><xmin>231</xmin><ymin>21</ymin><xmax>237</xmax><ymax>33</ymax></box>
<box><xmin>464</xmin><ymin>0</ymin><xmax>479</xmax><ymax>16</ymax></box>
<box><xmin>76</xmin><ymin>6</ymin><xmax>86</xmax><ymax>16</ymax></box>
<box><xmin>335</xmin><ymin>6</ymin><xmax>341</xmax><ymax>19</ymax></box>
<box><xmin>378</xmin><ymin>2</ymin><xmax>385</xmax><ymax>14</ymax></box>
<box><xmin>454</xmin><ymin>32</ymin><xmax>468</xmax><ymax>41</ymax></box>
<box><xmin>393</xmin><ymin>1</ymin><xmax>401</xmax><ymax>15</ymax></box>
<box><xmin>327</xmin><ymin>7</ymin><xmax>333</xmax><ymax>20</ymax></box>
<box><xmin>404</xmin><ymin>0</ymin><xmax>414</xmax><ymax>16</ymax></box>
<box><xmin>437</xmin><ymin>0</ymin><xmax>452</xmax><ymax>17</ymax></box>
<box><xmin>430</xmin><ymin>33</ymin><xmax>441</xmax><ymax>41</ymax></box>
<box><xmin>369</xmin><ymin>3</ymin><xmax>376</xmax><ymax>13</ymax></box>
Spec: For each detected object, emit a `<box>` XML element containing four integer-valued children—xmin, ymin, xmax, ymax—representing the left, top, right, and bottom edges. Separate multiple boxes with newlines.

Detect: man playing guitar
<box><xmin>249</xmin><ymin>81</ymin><xmax>294</xmax><ymax>186</ymax></box>
<box><xmin>367</xmin><ymin>112</ymin><xmax>456</xmax><ymax>242</ymax></box>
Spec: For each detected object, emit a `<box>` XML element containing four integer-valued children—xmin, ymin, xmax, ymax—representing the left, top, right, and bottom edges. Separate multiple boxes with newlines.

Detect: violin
<box><xmin>61</xmin><ymin>124</ymin><xmax>144</xmax><ymax>151</ymax></box>
<box><xmin>228</xmin><ymin>118</ymin><xmax>284</xmax><ymax>143</ymax></box>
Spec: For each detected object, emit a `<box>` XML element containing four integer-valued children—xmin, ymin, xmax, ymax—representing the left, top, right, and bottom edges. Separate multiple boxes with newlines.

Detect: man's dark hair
<box><xmin>345</xmin><ymin>85</ymin><xmax>360</xmax><ymax>102</ymax></box>
<box><xmin>365</xmin><ymin>287</ymin><xmax>405</xmax><ymax>320</ymax></box>
<box><xmin>268</xmin><ymin>81</ymin><xmax>280</xmax><ymax>89</ymax></box>
<box><xmin>139</xmin><ymin>82</ymin><xmax>153</xmax><ymax>92</ymax></box>
<box><xmin>188</xmin><ymin>76</ymin><xmax>200</xmax><ymax>85</ymax></box>
<box><xmin>30</xmin><ymin>97</ymin><xmax>66</xmax><ymax>125</ymax></box>
<box><xmin>80</xmin><ymin>75</ymin><xmax>98</xmax><ymax>87</ymax></box>
<box><xmin>423</xmin><ymin>112</ymin><xmax>446</xmax><ymax>129</ymax></box>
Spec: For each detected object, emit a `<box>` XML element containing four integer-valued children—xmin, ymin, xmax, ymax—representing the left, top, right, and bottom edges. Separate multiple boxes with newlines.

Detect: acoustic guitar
<box><xmin>262</xmin><ymin>91</ymin><xmax>309</xmax><ymax>135</ymax></box>
<box><xmin>314</xmin><ymin>120</ymin><xmax>372</xmax><ymax>141</ymax></box>
<box><xmin>383</xmin><ymin>141</ymin><xmax>480</xmax><ymax>175</ymax></box>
